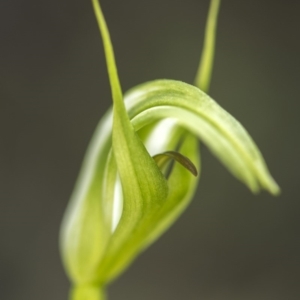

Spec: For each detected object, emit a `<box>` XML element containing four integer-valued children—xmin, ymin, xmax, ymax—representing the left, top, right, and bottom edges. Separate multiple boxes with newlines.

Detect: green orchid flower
<box><xmin>59</xmin><ymin>0</ymin><xmax>280</xmax><ymax>299</ymax></box>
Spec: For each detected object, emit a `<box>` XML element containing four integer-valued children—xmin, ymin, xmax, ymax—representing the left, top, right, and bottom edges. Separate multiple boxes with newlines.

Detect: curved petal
<box><xmin>125</xmin><ymin>80</ymin><xmax>279</xmax><ymax>195</ymax></box>
<box><xmin>99</xmin><ymin>126</ymin><xmax>200</xmax><ymax>283</ymax></box>
<box><xmin>59</xmin><ymin>111</ymin><xmax>112</xmax><ymax>284</ymax></box>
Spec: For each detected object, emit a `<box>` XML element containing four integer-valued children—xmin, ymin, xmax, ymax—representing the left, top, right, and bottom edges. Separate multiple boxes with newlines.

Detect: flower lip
<box><xmin>153</xmin><ymin>150</ymin><xmax>198</xmax><ymax>177</ymax></box>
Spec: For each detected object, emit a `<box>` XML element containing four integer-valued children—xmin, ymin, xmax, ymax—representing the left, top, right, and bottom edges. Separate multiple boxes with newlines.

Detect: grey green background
<box><xmin>1</xmin><ymin>0</ymin><xmax>299</xmax><ymax>299</ymax></box>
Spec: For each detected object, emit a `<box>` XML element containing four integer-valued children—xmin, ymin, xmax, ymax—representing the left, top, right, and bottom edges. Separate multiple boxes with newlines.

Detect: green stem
<box><xmin>194</xmin><ymin>0</ymin><xmax>221</xmax><ymax>93</ymax></box>
<box><xmin>70</xmin><ymin>285</ymin><xmax>106</xmax><ymax>300</ymax></box>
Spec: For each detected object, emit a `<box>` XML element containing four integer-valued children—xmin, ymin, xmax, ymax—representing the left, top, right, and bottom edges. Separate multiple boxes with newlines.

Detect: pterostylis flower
<box><xmin>60</xmin><ymin>0</ymin><xmax>280</xmax><ymax>299</ymax></box>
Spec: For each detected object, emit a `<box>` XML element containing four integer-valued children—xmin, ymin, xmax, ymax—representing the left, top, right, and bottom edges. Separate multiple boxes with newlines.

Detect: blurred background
<box><xmin>1</xmin><ymin>0</ymin><xmax>299</xmax><ymax>299</ymax></box>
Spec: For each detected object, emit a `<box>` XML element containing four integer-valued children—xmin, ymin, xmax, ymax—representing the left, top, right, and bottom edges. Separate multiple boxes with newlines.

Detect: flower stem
<box><xmin>70</xmin><ymin>285</ymin><xmax>106</xmax><ymax>300</ymax></box>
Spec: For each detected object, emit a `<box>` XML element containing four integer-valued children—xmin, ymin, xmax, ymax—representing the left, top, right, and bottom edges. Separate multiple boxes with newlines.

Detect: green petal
<box><xmin>126</xmin><ymin>79</ymin><xmax>280</xmax><ymax>195</ymax></box>
<box><xmin>141</xmin><ymin>132</ymin><xmax>200</xmax><ymax>250</ymax></box>
<box><xmin>98</xmin><ymin>125</ymin><xmax>200</xmax><ymax>283</ymax></box>
<box><xmin>91</xmin><ymin>0</ymin><xmax>169</xmax><ymax>284</ymax></box>
<box><xmin>59</xmin><ymin>111</ymin><xmax>112</xmax><ymax>284</ymax></box>
<box><xmin>102</xmin><ymin>150</ymin><xmax>118</xmax><ymax>232</ymax></box>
